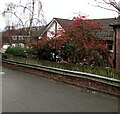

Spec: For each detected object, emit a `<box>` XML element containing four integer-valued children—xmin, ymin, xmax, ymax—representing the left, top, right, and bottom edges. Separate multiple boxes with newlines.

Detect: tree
<box><xmin>2</xmin><ymin>0</ymin><xmax>46</xmax><ymax>36</ymax></box>
<box><xmin>93</xmin><ymin>0</ymin><xmax>120</xmax><ymax>14</ymax></box>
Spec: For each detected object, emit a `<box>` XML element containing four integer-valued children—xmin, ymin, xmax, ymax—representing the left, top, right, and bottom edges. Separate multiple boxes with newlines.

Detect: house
<box><xmin>39</xmin><ymin>18</ymin><xmax>74</xmax><ymax>39</ymax></box>
<box><xmin>2</xmin><ymin>25</ymin><xmax>46</xmax><ymax>48</ymax></box>
<box><xmin>39</xmin><ymin>17</ymin><xmax>115</xmax><ymax>51</ymax></box>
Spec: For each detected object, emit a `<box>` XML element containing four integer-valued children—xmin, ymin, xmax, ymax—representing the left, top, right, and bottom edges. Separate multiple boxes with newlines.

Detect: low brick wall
<box><xmin>2</xmin><ymin>62</ymin><xmax>120</xmax><ymax>97</ymax></box>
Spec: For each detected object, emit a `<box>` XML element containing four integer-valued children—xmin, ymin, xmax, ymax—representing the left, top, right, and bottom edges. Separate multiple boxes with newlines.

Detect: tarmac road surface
<box><xmin>2</xmin><ymin>67</ymin><xmax>119</xmax><ymax>112</ymax></box>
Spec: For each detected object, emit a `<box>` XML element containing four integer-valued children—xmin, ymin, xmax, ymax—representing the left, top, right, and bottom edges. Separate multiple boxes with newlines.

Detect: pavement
<box><xmin>2</xmin><ymin>66</ymin><xmax>119</xmax><ymax>112</ymax></box>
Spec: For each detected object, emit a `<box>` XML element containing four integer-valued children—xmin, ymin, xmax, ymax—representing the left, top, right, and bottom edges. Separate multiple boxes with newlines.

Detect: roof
<box><xmin>54</xmin><ymin>18</ymin><xmax>74</xmax><ymax>26</ymax></box>
<box><xmin>42</xmin><ymin>17</ymin><xmax>115</xmax><ymax>40</ymax></box>
<box><xmin>96</xmin><ymin>18</ymin><xmax>115</xmax><ymax>40</ymax></box>
<box><xmin>57</xmin><ymin>17</ymin><xmax>115</xmax><ymax>40</ymax></box>
<box><xmin>110</xmin><ymin>16</ymin><xmax>120</xmax><ymax>27</ymax></box>
<box><xmin>31</xmin><ymin>26</ymin><xmax>46</xmax><ymax>37</ymax></box>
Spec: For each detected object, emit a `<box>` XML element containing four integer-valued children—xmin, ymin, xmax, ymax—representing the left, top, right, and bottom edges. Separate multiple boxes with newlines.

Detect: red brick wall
<box><xmin>116</xmin><ymin>28</ymin><xmax>120</xmax><ymax>69</ymax></box>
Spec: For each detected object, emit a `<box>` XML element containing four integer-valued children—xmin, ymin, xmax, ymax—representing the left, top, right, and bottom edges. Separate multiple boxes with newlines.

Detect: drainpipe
<box><xmin>113</xmin><ymin>27</ymin><xmax>116</xmax><ymax>68</ymax></box>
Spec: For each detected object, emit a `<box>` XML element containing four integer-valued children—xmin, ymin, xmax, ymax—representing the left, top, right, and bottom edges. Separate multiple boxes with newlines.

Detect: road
<box><xmin>2</xmin><ymin>67</ymin><xmax>119</xmax><ymax>112</ymax></box>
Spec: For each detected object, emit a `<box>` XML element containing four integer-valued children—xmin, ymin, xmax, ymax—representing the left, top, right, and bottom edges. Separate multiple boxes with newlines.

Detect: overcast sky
<box><xmin>0</xmin><ymin>0</ymin><xmax>119</xmax><ymax>30</ymax></box>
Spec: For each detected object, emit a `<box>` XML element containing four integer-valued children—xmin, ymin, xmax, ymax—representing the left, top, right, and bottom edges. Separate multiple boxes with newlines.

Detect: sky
<box><xmin>0</xmin><ymin>0</ymin><xmax>119</xmax><ymax>30</ymax></box>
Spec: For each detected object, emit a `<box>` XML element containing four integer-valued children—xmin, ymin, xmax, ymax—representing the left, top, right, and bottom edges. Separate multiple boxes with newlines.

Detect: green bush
<box><xmin>26</xmin><ymin>48</ymin><xmax>38</xmax><ymax>59</ymax></box>
<box><xmin>5</xmin><ymin>46</ymin><xmax>26</xmax><ymax>57</ymax></box>
<box><xmin>2</xmin><ymin>53</ymin><xmax>8</xmax><ymax>59</ymax></box>
<box><xmin>26</xmin><ymin>47</ymin><xmax>55</xmax><ymax>61</ymax></box>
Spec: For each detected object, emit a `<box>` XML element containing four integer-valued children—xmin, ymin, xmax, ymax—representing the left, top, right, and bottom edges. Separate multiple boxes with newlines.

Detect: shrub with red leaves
<box><xmin>31</xmin><ymin>15</ymin><xmax>111</xmax><ymax>67</ymax></box>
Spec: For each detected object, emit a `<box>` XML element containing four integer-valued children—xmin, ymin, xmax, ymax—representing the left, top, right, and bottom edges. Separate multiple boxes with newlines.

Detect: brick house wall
<box><xmin>110</xmin><ymin>16</ymin><xmax>120</xmax><ymax>69</ymax></box>
<box><xmin>116</xmin><ymin>28</ymin><xmax>120</xmax><ymax>69</ymax></box>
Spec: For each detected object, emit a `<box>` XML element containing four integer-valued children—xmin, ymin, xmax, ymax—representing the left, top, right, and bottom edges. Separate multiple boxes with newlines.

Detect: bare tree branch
<box><xmin>91</xmin><ymin>3</ymin><xmax>119</xmax><ymax>13</ymax></box>
<box><xmin>2</xmin><ymin>0</ymin><xmax>46</xmax><ymax>37</ymax></box>
<box><xmin>91</xmin><ymin>0</ymin><xmax>120</xmax><ymax>14</ymax></box>
<box><xmin>2</xmin><ymin>10</ymin><xmax>24</xmax><ymax>28</ymax></box>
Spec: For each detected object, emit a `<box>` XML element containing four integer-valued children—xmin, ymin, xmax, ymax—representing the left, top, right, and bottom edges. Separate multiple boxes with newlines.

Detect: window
<box><xmin>12</xmin><ymin>36</ymin><xmax>17</xmax><ymax>40</ymax></box>
<box><xmin>19</xmin><ymin>36</ymin><xmax>24</xmax><ymax>40</ymax></box>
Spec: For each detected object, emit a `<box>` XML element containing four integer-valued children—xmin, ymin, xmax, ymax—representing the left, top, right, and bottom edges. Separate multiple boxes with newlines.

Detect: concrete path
<box><xmin>2</xmin><ymin>67</ymin><xmax>119</xmax><ymax>112</ymax></box>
